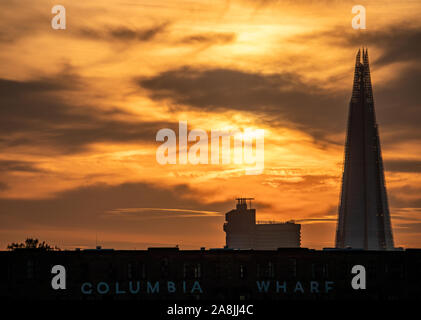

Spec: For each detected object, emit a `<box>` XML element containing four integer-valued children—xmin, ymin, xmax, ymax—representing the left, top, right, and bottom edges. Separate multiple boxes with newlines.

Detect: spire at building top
<box><xmin>363</xmin><ymin>47</ymin><xmax>369</xmax><ymax>66</ymax></box>
<box><xmin>352</xmin><ymin>48</ymin><xmax>363</xmax><ymax>102</ymax></box>
<box><xmin>356</xmin><ymin>48</ymin><xmax>361</xmax><ymax>64</ymax></box>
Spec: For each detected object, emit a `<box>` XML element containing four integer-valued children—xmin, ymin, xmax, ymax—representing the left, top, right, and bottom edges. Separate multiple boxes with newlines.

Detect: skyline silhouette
<box><xmin>0</xmin><ymin>0</ymin><xmax>421</xmax><ymax>250</ymax></box>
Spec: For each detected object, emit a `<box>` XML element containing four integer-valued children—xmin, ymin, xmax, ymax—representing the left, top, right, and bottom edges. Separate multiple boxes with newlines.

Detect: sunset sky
<box><xmin>1</xmin><ymin>0</ymin><xmax>421</xmax><ymax>250</ymax></box>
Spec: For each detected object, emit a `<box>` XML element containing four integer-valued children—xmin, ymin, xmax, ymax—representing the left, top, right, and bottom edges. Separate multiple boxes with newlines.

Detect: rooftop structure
<box><xmin>224</xmin><ymin>198</ymin><xmax>301</xmax><ymax>249</ymax></box>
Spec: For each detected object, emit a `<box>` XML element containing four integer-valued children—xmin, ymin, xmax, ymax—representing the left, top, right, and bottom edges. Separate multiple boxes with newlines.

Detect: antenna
<box><xmin>235</xmin><ymin>197</ymin><xmax>254</xmax><ymax>209</ymax></box>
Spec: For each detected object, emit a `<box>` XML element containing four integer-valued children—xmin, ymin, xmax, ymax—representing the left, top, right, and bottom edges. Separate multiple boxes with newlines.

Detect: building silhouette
<box><xmin>335</xmin><ymin>49</ymin><xmax>394</xmax><ymax>250</ymax></box>
<box><xmin>1</xmin><ymin>248</ymin><xmax>419</xmax><ymax>300</ymax></box>
<box><xmin>224</xmin><ymin>198</ymin><xmax>301</xmax><ymax>249</ymax></box>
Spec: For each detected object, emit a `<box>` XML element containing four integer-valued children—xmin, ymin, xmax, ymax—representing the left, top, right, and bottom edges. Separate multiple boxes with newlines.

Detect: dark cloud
<box><xmin>0</xmin><ymin>181</ymin><xmax>231</xmax><ymax>243</ymax></box>
<box><xmin>139</xmin><ymin>67</ymin><xmax>348</xmax><ymax>140</ymax></box>
<box><xmin>0</xmin><ymin>4</ymin><xmax>48</xmax><ymax>44</ymax></box>
<box><xmin>78</xmin><ymin>23</ymin><xmax>169</xmax><ymax>42</ymax></box>
<box><xmin>363</xmin><ymin>26</ymin><xmax>421</xmax><ymax>66</ymax></box>
<box><xmin>389</xmin><ymin>185</ymin><xmax>421</xmax><ymax>209</ymax></box>
<box><xmin>0</xmin><ymin>71</ymin><xmax>175</xmax><ymax>154</ymax></box>
<box><xmin>294</xmin><ymin>24</ymin><xmax>421</xmax><ymax>67</ymax></box>
<box><xmin>0</xmin><ymin>68</ymin><xmax>79</xmax><ymax>94</ymax></box>
<box><xmin>375</xmin><ymin>66</ymin><xmax>421</xmax><ymax>131</ymax></box>
<box><xmin>0</xmin><ymin>182</ymin><xmax>8</xmax><ymax>191</ymax></box>
<box><xmin>394</xmin><ymin>223</ymin><xmax>421</xmax><ymax>234</ymax></box>
<box><xmin>178</xmin><ymin>32</ymin><xmax>236</xmax><ymax>45</ymax></box>
<box><xmin>391</xmin><ymin>214</ymin><xmax>421</xmax><ymax>223</ymax></box>
<box><xmin>138</xmin><ymin>56</ymin><xmax>421</xmax><ymax>146</ymax></box>
<box><xmin>0</xmin><ymin>160</ymin><xmax>46</xmax><ymax>173</ymax></box>
<box><xmin>384</xmin><ymin>159</ymin><xmax>421</xmax><ymax>173</ymax></box>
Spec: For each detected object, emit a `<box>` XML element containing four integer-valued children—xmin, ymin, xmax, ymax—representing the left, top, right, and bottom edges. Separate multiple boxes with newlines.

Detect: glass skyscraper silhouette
<box><xmin>335</xmin><ymin>49</ymin><xmax>395</xmax><ymax>250</ymax></box>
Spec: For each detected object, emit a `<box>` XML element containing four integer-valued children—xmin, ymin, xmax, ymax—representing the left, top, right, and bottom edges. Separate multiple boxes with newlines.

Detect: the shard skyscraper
<box><xmin>335</xmin><ymin>49</ymin><xmax>395</xmax><ymax>250</ymax></box>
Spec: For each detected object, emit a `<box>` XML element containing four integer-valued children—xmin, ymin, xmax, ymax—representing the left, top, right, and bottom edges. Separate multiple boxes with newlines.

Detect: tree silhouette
<box><xmin>7</xmin><ymin>238</ymin><xmax>60</xmax><ymax>251</ymax></box>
